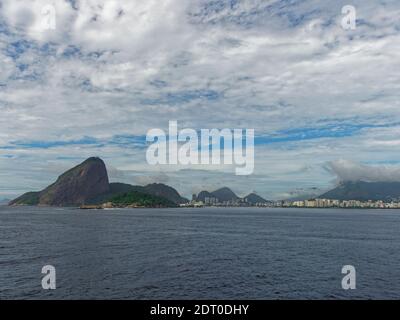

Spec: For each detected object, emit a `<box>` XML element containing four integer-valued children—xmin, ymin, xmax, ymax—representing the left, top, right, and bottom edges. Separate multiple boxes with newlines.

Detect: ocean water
<box><xmin>0</xmin><ymin>206</ymin><xmax>400</xmax><ymax>299</ymax></box>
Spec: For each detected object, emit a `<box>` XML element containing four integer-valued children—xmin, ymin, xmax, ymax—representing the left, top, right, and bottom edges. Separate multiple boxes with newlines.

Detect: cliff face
<box><xmin>40</xmin><ymin>157</ymin><xmax>110</xmax><ymax>206</ymax></box>
<box><xmin>10</xmin><ymin>157</ymin><xmax>110</xmax><ymax>206</ymax></box>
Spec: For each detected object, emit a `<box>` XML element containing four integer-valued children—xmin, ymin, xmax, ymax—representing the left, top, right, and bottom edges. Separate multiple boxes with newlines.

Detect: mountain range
<box><xmin>9</xmin><ymin>157</ymin><xmax>271</xmax><ymax>207</ymax></box>
<box><xmin>9</xmin><ymin>157</ymin><xmax>188</xmax><ymax>207</ymax></box>
<box><xmin>195</xmin><ymin>187</ymin><xmax>270</xmax><ymax>205</ymax></box>
<box><xmin>9</xmin><ymin>157</ymin><xmax>400</xmax><ymax>207</ymax></box>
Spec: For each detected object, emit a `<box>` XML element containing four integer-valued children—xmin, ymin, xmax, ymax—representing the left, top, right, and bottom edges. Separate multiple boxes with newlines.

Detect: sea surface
<box><xmin>1</xmin><ymin>206</ymin><xmax>400</xmax><ymax>299</ymax></box>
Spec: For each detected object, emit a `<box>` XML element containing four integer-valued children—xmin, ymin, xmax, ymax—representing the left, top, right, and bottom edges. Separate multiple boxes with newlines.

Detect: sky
<box><xmin>1</xmin><ymin>0</ymin><xmax>400</xmax><ymax>200</ymax></box>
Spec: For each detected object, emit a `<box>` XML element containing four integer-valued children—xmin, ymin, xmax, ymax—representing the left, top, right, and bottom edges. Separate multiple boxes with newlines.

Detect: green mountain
<box><xmin>142</xmin><ymin>183</ymin><xmax>188</xmax><ymax>204</ymax></box>
<box><xmin>319</xmin><ymin>181</ymin><xmax>400</xmax><ymax>201</ymax></box>
<box><xmin>88</xmin><ymin>182</ymin><xmax>188</xmax><ymax>206</ymax></box>
<box><xmin>108</xmin><ymin>191</ymin><xmax>176</xmax><ymax>207</ymax></box>
<box><xmin>9</xmin><ymin>157</ymin><xmax>186</xmax><ymax>207</ymax></box>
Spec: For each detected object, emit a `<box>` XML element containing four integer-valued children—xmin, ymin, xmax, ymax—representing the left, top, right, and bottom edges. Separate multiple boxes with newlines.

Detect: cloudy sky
<box><xmin>1</xmin><ymin>0</ymin><xmax>400</xmax><ymax>200</ymax></box>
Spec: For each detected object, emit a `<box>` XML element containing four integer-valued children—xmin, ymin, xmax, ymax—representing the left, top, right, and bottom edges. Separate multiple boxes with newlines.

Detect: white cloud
<box><xmin>326</xmin><ymin>159</ymin><xmax>400</xmax><ymax>183</ymax></box>
<box><xmin>1</xmin><ymin>0</ymin><xmax>400</xmax><ymax>199</ymax></box>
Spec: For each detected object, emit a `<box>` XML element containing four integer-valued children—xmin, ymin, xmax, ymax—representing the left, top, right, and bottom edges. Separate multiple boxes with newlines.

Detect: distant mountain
<box><xmin>9</xmin><ymin>157</ymin><xmax>187</xmax><ymax>207</ymax></box>
<box><xmin>196</xmin><ymin>187</ymin><xmax>239</xmax><ymax>202</ymax></box>
<box><xmin>196</xmin><ymin>191</ymin><xmax>214</xmax><ymax>202</ymax></box>
<box><xmin>244</xmin><ymin>193</ymin><xmax>270</xmax><ymax>205</ymax></box>
<box><xmin>319</xmin><ymin>181</ymin><xmax>400</xmax><ymax>201</ymax></box>
<box><xmin>211</xmin><ymin>187</ymin><xmax>239</xmax><ymax>202</ymax></box>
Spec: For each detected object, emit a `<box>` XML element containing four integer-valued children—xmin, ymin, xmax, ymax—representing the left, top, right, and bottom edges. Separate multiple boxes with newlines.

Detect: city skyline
<box><xmin>1</xmin><ymin>0</ymin><xmax>400</xmax><ymax>200</ymax></box>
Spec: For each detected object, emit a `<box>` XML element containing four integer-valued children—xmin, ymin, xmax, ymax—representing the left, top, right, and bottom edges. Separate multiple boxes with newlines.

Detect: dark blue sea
<box><xmin>1</xmin><ymin>206</ymin><xmax>399</xmax><ymax>299</ymax></box>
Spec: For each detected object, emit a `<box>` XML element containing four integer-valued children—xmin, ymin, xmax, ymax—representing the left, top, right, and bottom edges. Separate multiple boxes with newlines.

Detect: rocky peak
<box><xmin>38</xmin><ymin>157</ymin><xmax>110</xmax><ymax>206</ymax></box>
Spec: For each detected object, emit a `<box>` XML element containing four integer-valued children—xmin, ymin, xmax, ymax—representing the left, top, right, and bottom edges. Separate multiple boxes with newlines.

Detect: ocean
<box><xmin>1</xmin><ymin>206</ymin><xmax>399</xmax><ymax>299</ymax></box>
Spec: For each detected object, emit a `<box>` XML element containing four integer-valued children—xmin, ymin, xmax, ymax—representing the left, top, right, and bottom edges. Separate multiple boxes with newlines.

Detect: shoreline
<box><xmin>4</xmin><ymin>204</ymin><xmax>400</xmax><ymax>210</ymax></box>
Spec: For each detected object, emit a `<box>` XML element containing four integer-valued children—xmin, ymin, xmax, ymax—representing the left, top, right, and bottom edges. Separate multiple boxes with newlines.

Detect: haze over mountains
<box><xmin>195</xmin><ymin>181</ymin><xmax>400</xmax><ymax>203</ymax></box>
<box><xmin>319</xmin><ymin>181</ymin><xmax>400</xmax><ymax>201</ymax></box>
